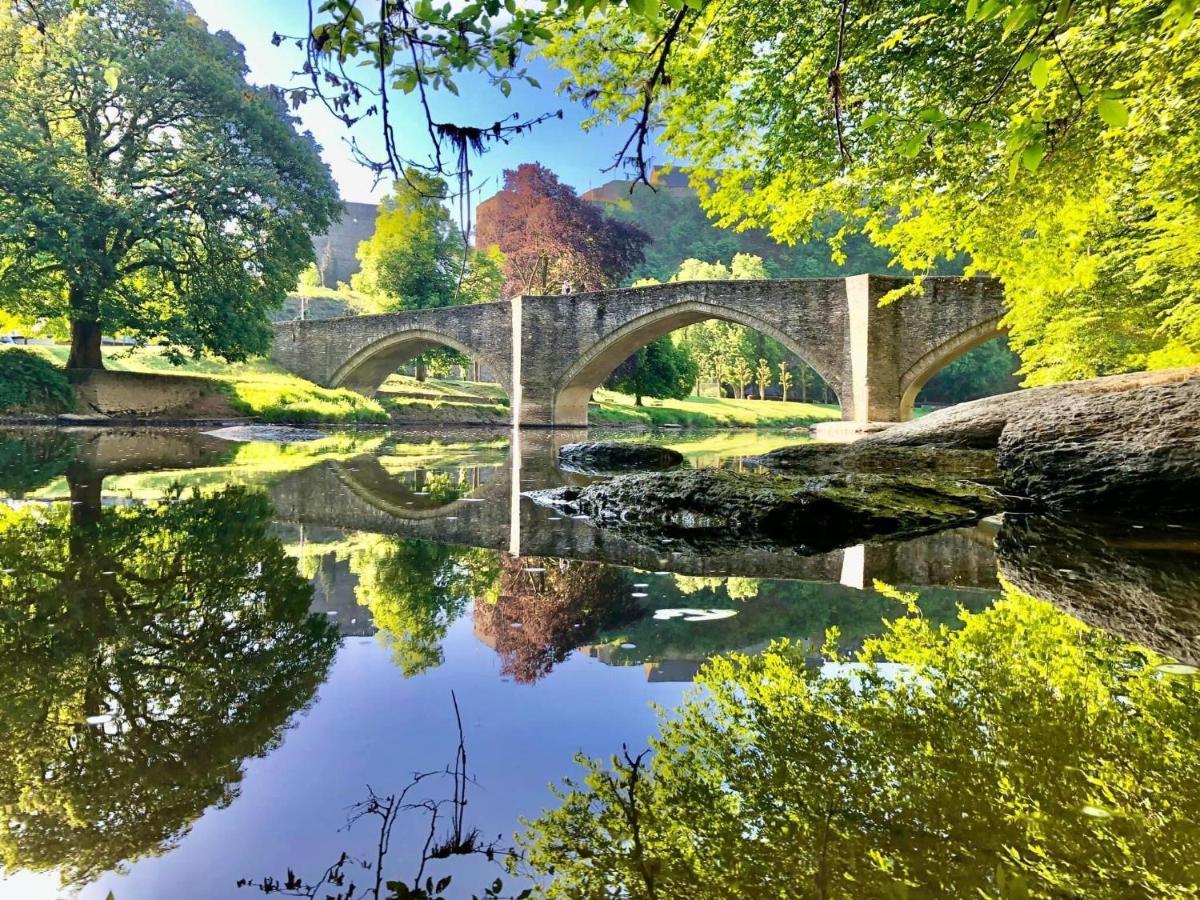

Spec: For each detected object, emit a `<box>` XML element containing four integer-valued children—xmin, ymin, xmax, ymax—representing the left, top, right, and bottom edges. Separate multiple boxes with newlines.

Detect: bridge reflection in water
<box><xmin>267</xmin><ymin>428</ymin><xmax>1002</xmax><ymax>593</ymax></box>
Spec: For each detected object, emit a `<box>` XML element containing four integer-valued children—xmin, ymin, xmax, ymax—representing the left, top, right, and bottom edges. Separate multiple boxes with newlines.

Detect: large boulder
<box><xmin>998</xmin><ymin>514</ymin><xmax>1200</xmax><ymax>666</ymax></box>
<box><xmin>997</xmin><ymin>375</ymin><xmax>1200</xmax><ymax>511</ymax></box>
<box><xmin>525</xmin><ymin>467</ymin><xmax>1001</xmax><ymax>554</ymax></box>
<box><xmin>557</xmin><ymin>441</ymin><xmax>684</xmax><ymax>475</ymax></box>
<box><xmin>867</xmin><ymin>367</ymin><xmax>1199</xmax><ymax>450</ymax></box>
<box><xmin>751</xmin><ymin>443</ymin><xmax>999</xmax><ymax>483</ymax></box>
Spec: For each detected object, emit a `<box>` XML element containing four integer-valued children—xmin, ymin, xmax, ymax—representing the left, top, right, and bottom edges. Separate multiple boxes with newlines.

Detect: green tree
<box><xmin>754</xmin><ymin>357</ymin><xmax>772</xmax><ymax>401</ymax></box>
<box><xmin>516</xmin><ymin>591</ymin><xmax>1200</xmax><ymax>898</ymax></box>
<box><xmin>729</xmin><ymin>356</ymin><xmax>752</xmax><ymax>400</ymax></box>
<box><xmin>0</xmin><ymin>484</ymin><xmax>339</xmax><ymax>885</ymax></box>
<box><xmin>778</xmin><ymin>362</ymin><xmax>793</xmax><ymax>402</ymax></box>
<box><xmin>0</xmin><ymin>0</ymin><xmax>339</xmax><ymax>370</ymax></box>
<box><xmin>608</xmin><ymin>337</ymin><xmax>698</xmax><ymax>406</ymax></box>
<box><xmin>602</xmin><ymin>179</ymin><xmax>897</xmax><ymax>284</ymax></box>
<box><xmin>353</xmin><ymin>171</ymin><xmax>503</xmax><ymax>379</ymax></box>
<box><xmin>544</xmin><ymin>0</ymin><xmax>1200</xmax><ymax>384</ymax></box>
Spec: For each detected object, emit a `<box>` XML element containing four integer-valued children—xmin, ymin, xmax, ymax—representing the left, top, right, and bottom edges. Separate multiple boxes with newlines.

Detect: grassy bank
<box><xmin>2</xmin><ymin>345</ymin><xmax>387</xmax><ymax>424</ymax></box>
<box><xmin>2</xmin><ymin>345</ymin><xmax>843</xmax><ymax>428</ymax></box>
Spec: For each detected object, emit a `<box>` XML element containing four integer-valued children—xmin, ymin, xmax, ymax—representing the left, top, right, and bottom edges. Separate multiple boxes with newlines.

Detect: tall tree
<box><xmin>543</xmin><ymin>0</ymin><xmax>1200</xmax><ymax>384</ymax></box>
<box><xmin>0</xmin><ymin>0</ymin><xmax>340</xmax><ymax>370</ymax></box>
<box><xmin>353</xmin><ymin>171</ymin><xmax>504</xmax><ymax>378</ymax></box>
<box><xmin>475</xmin><ymin>163</ymin><xmax>649</xmax><ymax>296</ymax></box>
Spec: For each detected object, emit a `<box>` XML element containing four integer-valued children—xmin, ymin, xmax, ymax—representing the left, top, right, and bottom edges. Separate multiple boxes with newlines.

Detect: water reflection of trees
<box><xmin>0</xmin><ymin>486</ymin><xmax>340</xmax><ymax>885</ymax></box>
<box><xmin>0</xmin><ymin>430</ymin><xmax>76</xmax><ymax>496</ymax></box>
<box><xmin>349</xmin><ymin>536</ymin><xmax>500</xmax><ymax>677</ymax></box>
<box><xmin>516</xmin><ymin>591</ymin><xmax>1200</xmax><ymax>897</ymax></box>
<box><xmin>474</xmin><ymin>558</ymin><xmax>642</xmax><ymax>684</ymax></box>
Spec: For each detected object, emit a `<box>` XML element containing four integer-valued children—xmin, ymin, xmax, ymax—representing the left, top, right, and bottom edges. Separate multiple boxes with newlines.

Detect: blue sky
<box><xmin>190</xmin><ymin>0</ymin><xmax>659</xmax><ymax>206</ymax></box>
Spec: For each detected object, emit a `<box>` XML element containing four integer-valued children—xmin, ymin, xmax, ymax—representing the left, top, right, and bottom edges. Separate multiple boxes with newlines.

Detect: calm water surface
<box><xmin>0</xmin><ymin>427</ymin><xmax>1197</xmax><ymax>899</ymax></box>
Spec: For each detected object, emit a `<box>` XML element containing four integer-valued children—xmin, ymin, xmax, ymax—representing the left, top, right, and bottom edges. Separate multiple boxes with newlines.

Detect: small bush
<box><xmin>0</xmin><ymin>349</ymin><xmax>74</xmax><ymax>414</ymax></box>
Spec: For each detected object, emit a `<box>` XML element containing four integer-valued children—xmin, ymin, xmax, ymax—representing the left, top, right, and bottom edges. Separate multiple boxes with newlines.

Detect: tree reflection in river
<box><xmin>0</xmin><ymin>483</ymin><xmax>340</xmax><ymax>886</ymax></box>
<box><xmin>516</xmin><ymin>590</ymin><xmax>1200</xmax><ymax>898</ymax></box>
<box><xmin>474</xmin><ymin>557</ymin><xmax>642</xmax><ymax>684</ymax></box>
<box><xmin>349</xmin><ymin>535</ymin><xmax>501</xmax><ymax>677</ymax></box>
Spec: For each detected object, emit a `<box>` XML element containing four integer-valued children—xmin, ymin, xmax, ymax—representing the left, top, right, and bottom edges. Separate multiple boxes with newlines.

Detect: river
<box><xmin>0</xmin><ymin>426</ymin><xmax>1197</xmax><ymax>899</ymax></box>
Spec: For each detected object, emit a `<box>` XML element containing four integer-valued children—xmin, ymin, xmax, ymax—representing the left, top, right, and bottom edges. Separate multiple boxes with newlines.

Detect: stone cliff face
<box><xmin>311</xmin><ymin>200</ymin><xmax>378</xmax><ymax>288</ymax></box>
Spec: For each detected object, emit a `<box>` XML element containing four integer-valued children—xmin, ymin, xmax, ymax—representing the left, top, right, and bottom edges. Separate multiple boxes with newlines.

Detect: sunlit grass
<box><xmin>588</xmin><ymin>388</ymin><xmax>841</xmax><ymax>428</ymax></box>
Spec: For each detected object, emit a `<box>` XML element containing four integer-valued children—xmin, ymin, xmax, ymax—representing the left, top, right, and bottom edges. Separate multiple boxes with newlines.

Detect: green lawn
<box><xmin>588</xmin><ymin>388</ymin><xmax>841</xmax><ymax>428</ymax></box>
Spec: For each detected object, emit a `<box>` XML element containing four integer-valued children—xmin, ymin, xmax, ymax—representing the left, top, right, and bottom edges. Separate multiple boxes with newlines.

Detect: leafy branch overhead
<box><xmin>295</xmin><ymin>0</ymin><xmax>695</xmax><ymax>217</ymax></box>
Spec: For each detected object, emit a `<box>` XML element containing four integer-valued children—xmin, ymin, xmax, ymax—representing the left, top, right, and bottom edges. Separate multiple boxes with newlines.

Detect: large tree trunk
<box><xmin>67</xmin><ymin>319</ymin><xmax>104</xmax><ymax>370</ymax></box>
<box><xmin>635</xmin><ymin>394</ymin><xmax>644</xmax><ymax>407</ymax></box>
<box><xmin>416</xmin><ymin>361</ymin><xmax>427</xmax><ymax>382</ymax></box>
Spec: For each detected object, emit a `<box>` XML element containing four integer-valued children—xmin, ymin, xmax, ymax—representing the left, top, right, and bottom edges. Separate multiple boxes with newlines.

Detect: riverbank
<box><xmin>0</xmin><ymin>346</ymin><xmax>843</xmax><ymax>428</ymax></box>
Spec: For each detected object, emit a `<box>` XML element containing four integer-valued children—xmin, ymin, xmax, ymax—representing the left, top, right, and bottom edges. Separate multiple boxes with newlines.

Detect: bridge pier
<box><xmin>270</xmin><ymin>275</ymin><xmax>1005</xmax><ymax>429</ymax></box>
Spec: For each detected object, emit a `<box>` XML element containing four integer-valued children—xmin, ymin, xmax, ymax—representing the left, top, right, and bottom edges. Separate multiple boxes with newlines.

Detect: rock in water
<box><xmin>751</xmin><ymin>443</ymin><xmax>999</xmax><ymax>483</ymax></box>
<box><xmin>526</xmin><ymin>467</ymin><xmax>1001</xmax><ymax>554</ymax></box>
<box><xmin>557</xmin><ymin>441</ymin><xmax>684</xmax><ymax>475</ymax></box>
<box><xmin>998</xmin><ymin>374</ymin><xmax>1200</xmax><ymax>511</ymax></box>
<box><xmin>204</xmin><ymin>425</ymin><xmax>328</xmax><ymax>443</ymax></box>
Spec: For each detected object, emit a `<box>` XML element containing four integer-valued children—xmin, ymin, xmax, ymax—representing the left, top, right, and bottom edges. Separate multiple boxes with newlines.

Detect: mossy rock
<box><xmin>526</xmin><ymin>467</ymin><xmax>1002</xmax><ymax>554</ymax></box>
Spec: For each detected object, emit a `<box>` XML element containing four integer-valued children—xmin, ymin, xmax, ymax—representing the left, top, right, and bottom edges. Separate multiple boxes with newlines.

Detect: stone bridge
<box><xmin>270</xmin><ymin>275</ymin><xmax>1006</xmax><ymax>426</ymax></box>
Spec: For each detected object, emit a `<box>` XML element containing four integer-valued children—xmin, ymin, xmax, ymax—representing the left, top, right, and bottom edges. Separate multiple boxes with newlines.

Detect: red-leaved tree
<box><xmin>475</xmin><ymin>163</ymin><xmax>648</xmax><ymax>297</ymax></box>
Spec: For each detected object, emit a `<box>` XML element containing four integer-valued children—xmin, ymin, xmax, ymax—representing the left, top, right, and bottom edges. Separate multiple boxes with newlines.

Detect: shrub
<box><xmin>0</xmin><ymin>350</ymin><xmax>74</xmax><ymax>414</ymax></box>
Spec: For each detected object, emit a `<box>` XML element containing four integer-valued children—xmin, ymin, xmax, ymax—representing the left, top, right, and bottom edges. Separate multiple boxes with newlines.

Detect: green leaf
<box><xmin>862</xmin><ymin>112</ymin><xmax>888</xmax><ymax>129</ymax></box>
<box><xmin>966</xmin><ymin>0</ymin><xmax>980</xmax><ymax>19</ymax></box>
<box><xmin>1030</xmin><ymin>57</ymin><xmax>1049</xmax><ymax>90</ymax></box>
<box><xmin>1015</xmin><ymin>50</ymin><xmax>1038</xmax><ymax>72</ymax></box>
<box><xmin>1097</xmin><ymin>98</ymin><xmax>1129</xmax><ymax>128</ymax></box>
<box><xmin>898</xmin><ymin>131</ymin><xmax>925</xmax><ymax>158</ymax></box>
<box><xmin>103</xmin><ymin>65</ymin><xmax>120</xmax><ymax>91</ymax></box>
<box><xmin>1021</xmin><ymin>142</ymin><xmax>1046</xmax><ymax>172</ymax></box>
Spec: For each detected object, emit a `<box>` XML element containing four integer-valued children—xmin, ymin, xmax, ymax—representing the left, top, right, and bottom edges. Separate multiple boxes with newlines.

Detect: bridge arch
<box><xmin>330</xmin><ymin>328</ymin><xmax>512</xmax><ymax>399</ymax></box>
<box><xmin>550</xmin><ymin>300</ymin><xmax>845</xmax><ymax>425</ymax></box>
<box><xmin>898</xmin><ymin>316</ymin><xmax>1008</xmax><ymax>419</ymax></box>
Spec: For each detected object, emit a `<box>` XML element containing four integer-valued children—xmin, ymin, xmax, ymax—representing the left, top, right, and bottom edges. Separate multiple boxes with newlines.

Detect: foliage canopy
<box><xmin>543</xmin><ymin>0</ymin><xmax>1200</xmax><ymax>384</ymax></box>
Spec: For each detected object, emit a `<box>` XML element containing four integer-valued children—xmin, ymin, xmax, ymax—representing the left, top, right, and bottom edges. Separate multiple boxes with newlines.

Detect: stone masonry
<box><xmin>270</xmin><ymin>275</ymin><xmax>1005</xmax><ymax>426</ymax></box>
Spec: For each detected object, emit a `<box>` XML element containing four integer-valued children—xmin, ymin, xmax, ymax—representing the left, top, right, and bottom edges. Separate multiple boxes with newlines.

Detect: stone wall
<box><xmin>69</xmin><ymin>370</ymin><xmax>235</xmax><ymax>419</ymax></box>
